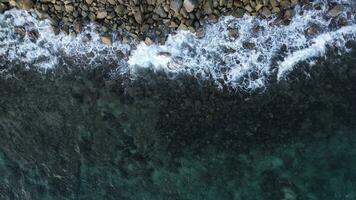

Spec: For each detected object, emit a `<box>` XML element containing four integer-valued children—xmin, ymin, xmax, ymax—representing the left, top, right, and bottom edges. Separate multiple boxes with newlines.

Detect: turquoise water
<box><xmin>0</xmin><ymin>44</ymin><xmax>355</xmax><ymax>199</ymax></box>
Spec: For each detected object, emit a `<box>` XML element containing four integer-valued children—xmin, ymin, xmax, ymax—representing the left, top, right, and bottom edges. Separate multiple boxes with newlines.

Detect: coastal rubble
<box><xmin>0</xmin><ymin>0</ymin><xmax>303</xmax><ymax>44</ymax></box>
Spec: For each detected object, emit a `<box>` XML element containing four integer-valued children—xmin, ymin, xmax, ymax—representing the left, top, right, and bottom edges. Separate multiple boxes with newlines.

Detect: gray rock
<box><xmin>155</xmin><ymin>6</ymin><xmax>167</xmax><ymax>18</ymax></box>
<box><xmin>170</xmin><ymin>0</ymin><xmax>183</xmax><ymax>14</ymax></box>
<box><xmin>327</xmin><ymin>5</ymin><xmax>343</xmax><ymax>17</ymax></box>
<box><xmin>133</xmin><ymin>8</ymin><xmax>143</xmax><ymax>24</ymax></box>
<box><xmin>183</xmin><ymin>0</ymin><xmax>198</xmax><ymax>13</ymax></box>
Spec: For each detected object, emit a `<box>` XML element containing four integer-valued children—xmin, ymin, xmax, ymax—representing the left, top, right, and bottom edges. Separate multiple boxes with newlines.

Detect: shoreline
<box><xmin>0</xmin><ymin>0</ymin><xmax>306</xmax><ymax>44</ymax></box>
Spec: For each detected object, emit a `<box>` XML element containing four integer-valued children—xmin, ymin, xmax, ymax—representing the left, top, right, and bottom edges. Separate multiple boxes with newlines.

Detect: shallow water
<box><xmin>0</xmin><ymin>1</ymin><xmax>356</xmax><ymax>200</ymax></box>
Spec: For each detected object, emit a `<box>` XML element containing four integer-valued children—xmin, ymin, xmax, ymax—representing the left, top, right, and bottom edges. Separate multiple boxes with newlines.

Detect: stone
<box><xmin>183</xmin><ymin>0</ymin><xmax>198</xmax><ymax>13</ymax></box>
<box><xmin>133</xmin><ymin>9</ymin><xmax>143</xmax><ymax>24</ymax></box>
<box><xmin>170</xmin><ymin>0</ymin><xmax>183</xmax><ymax>14</ymax></box>
<box><xmin>155</xmin><ymin>6</ymin><xmax>167</xmax><ymax>18</ymax></box>
<box><xmin>144</xmin><ymin>37</ymin><xmax>153</xmax><ymax>45</ymax></box>
<box><xmin>178</xmin><ymin>23</ymin><xmax>188</xmax><ymax>31</ymax></box>
<box><xmin>0</xmin><ymin>3</ymin><xmax>7</xmax><ymax>13</ymax></box>
<box><xmin>101</xmin><ymin>35</ymin><xmax>112</xmax><ymax>45</ymax></box>
<box><xmin>97</xmin><ymin>11</ymin><xmax>107</xmax><ymax>19</ymax></box>
<box><xmin>203</xmin><ymin>0</ymin><xmax>213</xmax><ymax>14</ymax></box>
<box><xmin>65</xmin><ymin>5</ymin><xmax>75</xmax><ymax>13</ymax></box>
<box><xmin>305</xmin><ymin>24</ymin><xmax>319</xmax><ymax>36</ymax></box>
<box><xmin>196</xmin><ymin>28</ymin><xmax>205</xmax><ymax>38</ymax></box>
<box><xmin>261</xmin><ymin>7</ymin><xmax>271</xmax><ymax>18</ymax></box>
<box><xmin>27</xmin><ymin>30</ymin><xmax>40</xmax><ymax>42</ymax></box>
<box><xmin>114</xmin><ymin>5</ymin><xmax>125</xmax><ymax>16</ymax></box>
<box><xmin>16</xmin><ymin>0</ymin><xmax>34</xmax><ymax>10</ymax></box>
<box><xmin>14</xmin><ymin>26</ymin><xmax>26</xmax><ymax>37</ymax></box>
<box><xmin>227</xmin><ymin>27</ymin><xmax>239</xmax><ymax>41</ymax></box>
<box><xmin>327</xmin><ymin>5</ymin><xmax>343</xmax><ymax>17</ymax></box>
<box><xmin>242</xmin><ymin>41</ymin><xmax>255</xmax><ymax>49</ymax></box>
<box><xmin>86</xmin><ymin>0</ymin><xmax>93</xmax><ymax>4</ymax></box>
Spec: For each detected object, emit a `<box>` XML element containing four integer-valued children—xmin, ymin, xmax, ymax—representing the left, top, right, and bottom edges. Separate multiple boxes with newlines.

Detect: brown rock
<box><xmin>144</xmin><ymin>37</ymin><xmax>153</xmax><ymax>45</ymax></box>
<box><xmin>15</xmin><ymin>0</ymin><xmax>34</xmax><ymax>10</ymax></box>
<box><xmin>86</xmin><ymin>0</ymin><xmax>93</xmax><ymax>5</ymax></box>
<box><xmin>101</xmin><ymin>35</ymin><xmax>112</xmax><ymax>45</ymax></box>
<box><xmin>203</xmin><ymin>0</ymin><xmax>213</xmax><ymax>14</ymax></box>
<box><xmin>97</xmin><ymin>11</ymin><xmax>107</xmax><ymax>19</ymax></box>
<box><xmin>14</xmin><ymin>26</ymin><xmax>26</xmax><ymax>37</ymax></box>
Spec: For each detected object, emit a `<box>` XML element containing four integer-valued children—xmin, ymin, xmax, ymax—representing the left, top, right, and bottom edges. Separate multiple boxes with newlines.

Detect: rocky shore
<box><xmin>0</xmin><ymin>0</ymin><xmax>307</xmax><ymax>44</ymax></box>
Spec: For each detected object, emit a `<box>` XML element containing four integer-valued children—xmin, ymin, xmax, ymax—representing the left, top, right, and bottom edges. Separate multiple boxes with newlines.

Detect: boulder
<box><xmin>0</xmin><ymin>3</ymin><xmax>7</xmax><ymax>13</ymax></box>
<box><xmin>97</xmin><ymin>11</ymin><xmax>107</xmax><ymax>19</ymax></box>
<box><xmin>203</xmin><ymin>0</ymin><xmax>213</xmax><ymax>14</ymax></box>
<box><xmin>12</xmin><ymin>0</ymin><xmax>34</xmax><ymax>10</ymax></box>
<box><xmin>327</xmin><ymin>5</ymin><xmax>343</xmax><ymax>17</ymax></box>
<box><xmin>101</xmin><ymin>35</ymin><xmax>112</xmax><ymax>45</ymax></box>
<box><xmin>133</xmin><ymin>8</ymin><xmax>143</xmax><ymax>24</ymax></box>
<box><xmin>155</xmin><ymin>6</ymin><xmax>167</xmax><ymax>18</ymax></box>
<box><xmin>183</xmin><ymin>0</ymin><xmax>198</xmax><ymax>13</ymax></box>
<box><xmin>170</xmin><ymin>0</ymin><xmax>183</xmax><ymax>14</ymax></box>
<box><xmin>14</xmin><ymin>26</ymin><xmax>26</xmax><ymax>37</ymax></box>
<box><xmin>227</xmin><ymin>28</ymin><xmax>239</xmax><ymax>41</ymax></box>
<box><xmin>144</xmin><ymin>37</ymin><xmax>153</xmax><ymax>45</ymax></box>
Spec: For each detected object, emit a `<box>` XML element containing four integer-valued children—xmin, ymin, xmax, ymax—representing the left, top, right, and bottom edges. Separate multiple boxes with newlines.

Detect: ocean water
<box><xmin>0</xmin><ymin>0</ymin><xmax>356</xmax><ymax>199</ymax></box>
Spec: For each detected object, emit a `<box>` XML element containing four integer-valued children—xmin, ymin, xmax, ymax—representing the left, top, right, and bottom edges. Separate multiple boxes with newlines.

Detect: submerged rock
<box><xmin>327</xmin><ymin>5</ymin><xmax>343</xmax><ymax>17</ymax></box>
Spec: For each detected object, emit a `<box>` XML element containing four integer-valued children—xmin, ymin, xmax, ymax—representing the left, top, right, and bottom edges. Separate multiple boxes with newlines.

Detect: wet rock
<box><xmin>14</xmin><ymin>26</ymin><xmax>26</xmax><ymax>37</ymax></box>
<box><xmin>261</xmin><ymin>7</ymin><xmax>272</xmax><ymax>18</ymax></box>
<box><xmin>144</xmin><ymin>37</ymin><xmax>153</xmax><ymax>45</ymax></box>
<box><xmin>327</xmin><ymin>5</ymin><xmax>343</xmax><ymax>17</ymax></box>
<box><xmin>178</xmin><ymin>23</ymin><xmax>188</xmax><ymax>31</ymax></box>
<box><xmin>203</xmin><ymin>0</ymin><xmax>213</xmax><ymax>14</ymax></box>
<box><xmin>155</xmin><ymin>6</ymin><xmax>167</xmax><ymax>18</ymax></box>
<box><xmin>196</xmin><ymin>28</ymin><xmax>205</xmax><ymax>38</ymax></box>
<box><xmin>97</xmin><ymin>11</ymin><xmax>107</xmax><ymax>19</ymax></box>
<box><xmin>170</xmin><ymin>0</ymin><xmax>183</xmax><ymax>14</ymax></box>
<box><xmin>158</xmin><ymin>51</ymin><xmax>171</xmax><ymax>57</ymax></box>
<box><xmin>65</xmin><ymin>4</ymin><xmax>75</xmax><ymax>13</ymax></box>
<box><xmin>27</xmin><ymin>30</ymin><xmax>40</xmax><ymax>42</ymax></box>
<box><xmin>101</xmin><ymin>35</ymin><xmax>112</xmax><ymax>45</ymax></box>
<box><xmin>133</xmin><ymin>8</ymin><xmax>143</xmax><ymax>24</ymax></box>
<box><xmin>305</xmin><ymin>24</ymin><xmax>320</xmax><ymax>36</ymax></box>
<box><xmin>243</xmin><ymin>41</ymin><xmax>255</xmax><ymax>49</ymax></box>
<box><xmin>13</xmin><ymin>0</ymin><xmax>34</xmax><ymax>10</ymax></box>
<box><xmin>0</xmin><ymin>3</ymin><xmax>7</xmax><ymax>13</ymax></box>
<box><xmin>227</xmin><ymin>27</ymin><xmax>239</xmax><ymax>41</ymax></box>
<box><xmin>183</xmin><ymin>0</ymin><xmax>198</xmax><ymax>13</ymax></box>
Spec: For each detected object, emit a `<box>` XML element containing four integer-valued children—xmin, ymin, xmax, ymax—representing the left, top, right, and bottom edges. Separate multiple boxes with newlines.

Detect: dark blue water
<box><xmin>0</xmin><ymin>42</ymin><xmax>356</xmax><ymax>199</ymax></box>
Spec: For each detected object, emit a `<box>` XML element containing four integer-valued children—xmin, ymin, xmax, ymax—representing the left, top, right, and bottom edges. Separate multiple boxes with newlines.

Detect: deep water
<box><xmin>0</xmin><ymin>45</ymin><xmax>356</xmax><ymax>200</ymax></box>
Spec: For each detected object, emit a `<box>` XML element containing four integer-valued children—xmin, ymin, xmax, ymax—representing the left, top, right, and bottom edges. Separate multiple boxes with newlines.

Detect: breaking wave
<box><xmin>0</xmin><ymin>0</ymin><xmax>355</xmax><ymax>89</ymax></box>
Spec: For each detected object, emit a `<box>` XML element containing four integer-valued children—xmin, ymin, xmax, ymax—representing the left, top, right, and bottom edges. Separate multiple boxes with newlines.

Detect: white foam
<box><xmin>278</xmin><ymin>25</ymin><xmax>356</xmax><ymax>79</ymax></box>
<box><xmin>0</xmin><ymin>0</ymin><xmax>355</xmax><ymax>89</ymax></box>
<box><xmin>0</xmin><ymin>9</ymin><xmax>131</xmax><ymax>70</ymax></box>
<box><xmin>128</xmin><ymin>0</ymin><xmax>356</xmax><ymax>89</ymax></box>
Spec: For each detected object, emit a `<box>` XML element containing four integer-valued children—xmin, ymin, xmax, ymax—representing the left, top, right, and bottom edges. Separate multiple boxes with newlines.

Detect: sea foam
<box><xmin>0</xmin><ymin>0</ymin><xmax>355</xmax><ymax>89</ymax></box>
